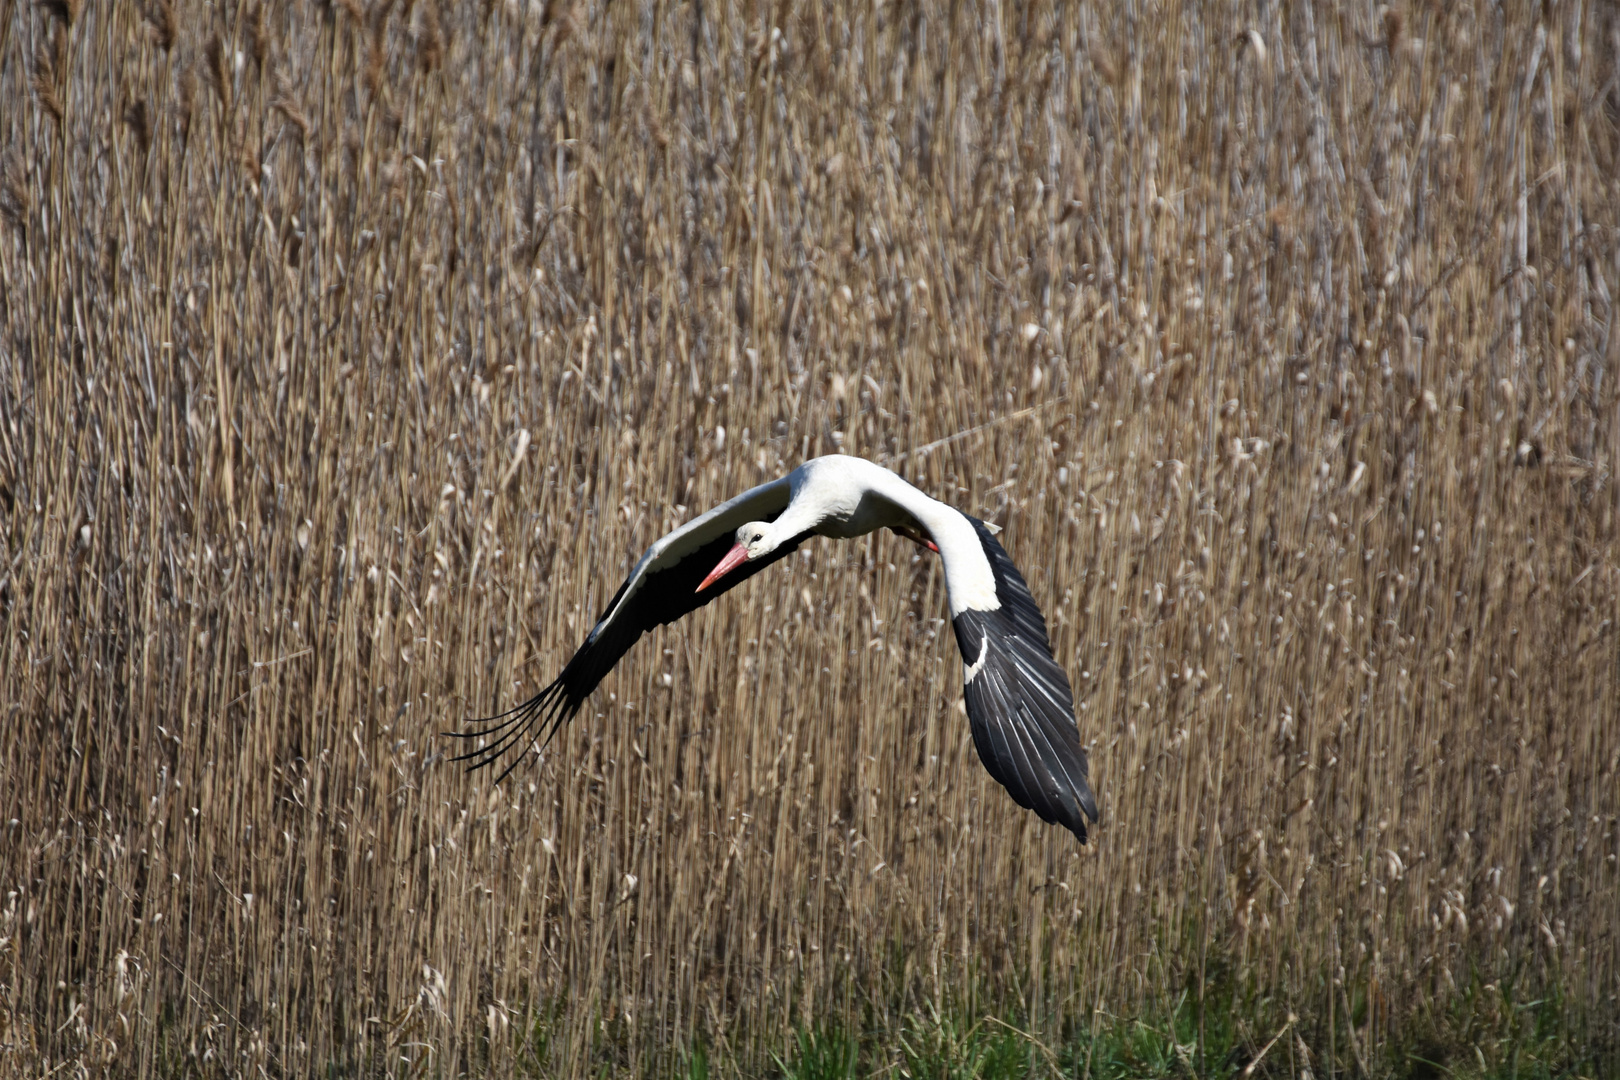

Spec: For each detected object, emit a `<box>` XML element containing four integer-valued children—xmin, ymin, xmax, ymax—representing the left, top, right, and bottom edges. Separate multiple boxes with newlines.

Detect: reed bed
<box><xmin>2</xmin><ymin>0</ymin><xmax>1617</xmax><ymax>1075</ymax></box>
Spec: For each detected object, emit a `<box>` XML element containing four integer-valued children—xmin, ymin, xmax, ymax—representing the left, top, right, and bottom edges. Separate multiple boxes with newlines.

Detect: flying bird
<box><xmin>452</xmin><ymin>455</ymin><xmax>1100</xmax><ymax>842</ymax></box>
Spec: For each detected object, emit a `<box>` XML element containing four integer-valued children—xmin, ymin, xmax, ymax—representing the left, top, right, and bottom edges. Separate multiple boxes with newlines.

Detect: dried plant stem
<box><xmin>1</xmin><ymin>1</ymin><xmax>1617</xmax><ymax>1076</ymax></box>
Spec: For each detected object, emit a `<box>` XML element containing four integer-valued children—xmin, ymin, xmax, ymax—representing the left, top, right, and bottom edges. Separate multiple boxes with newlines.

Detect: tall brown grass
<box><xmin>2</xmin><ymin>0</ymin><xmax>1618</xmax><ymax>1075</ymax></box>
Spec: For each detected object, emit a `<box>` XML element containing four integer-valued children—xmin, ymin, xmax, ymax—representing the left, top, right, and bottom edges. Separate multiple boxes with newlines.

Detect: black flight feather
<box><xmin>952</xmin><ymin>516</ymin><xmax>1099</xmax><ymax>843</ymax></box>
<box><xmin>449</xmin><ymin>521</ymin><xmax>811</xmax><ymax>783</ymax></box>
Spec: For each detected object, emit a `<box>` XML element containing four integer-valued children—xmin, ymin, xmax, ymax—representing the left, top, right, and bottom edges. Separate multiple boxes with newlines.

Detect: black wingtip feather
<box><xmin>954</xmin><ymin>519</ymin><xmax>1101</xmax><ymax>845</ymax></box>
<box><xmin>446</xmin><ymin>677</ymin><xmax>584</xmax><ymax>783</ymax></box>
<box><xmin>448</xmin><ymin>524</ymin><xmax>814</xmax><ymax>785</ymax></box>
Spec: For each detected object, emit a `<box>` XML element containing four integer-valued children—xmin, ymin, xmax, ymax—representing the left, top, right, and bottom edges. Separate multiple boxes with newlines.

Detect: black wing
<box><xmin>951</xmin><ymin>516</ymin><xmax>1099</xmax><ymax>842</ymax></box>
<box><xmin>451</xmin><ymin>480</ymin><xmax>807</xmax><ymax>782</ymax></box>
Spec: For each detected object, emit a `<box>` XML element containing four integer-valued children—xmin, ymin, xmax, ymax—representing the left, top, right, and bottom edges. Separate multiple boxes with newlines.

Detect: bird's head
<box><xmin>696</xmin><ymin>521</ymin><xmax>776</xmax><ymax>592</ymax></box>
<box><xmin>735</xmin><ymin>522</ymin><xmax>774</xmax><ymax>559</ymax></box>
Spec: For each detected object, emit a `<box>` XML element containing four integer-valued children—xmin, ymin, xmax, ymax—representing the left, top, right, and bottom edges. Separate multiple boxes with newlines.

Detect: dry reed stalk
<box><xmin>30</xmin><ymin>35</ymin><xmax>64</xmax><ymax>124</ymax></box>
<box><xmin>139</xmin><ymin>0</ymin><xmax>174</xmax><ymax>51</ymax></box>
<box><xmin>245</xmin><ymin>2</ymin><xmax>268</xmax><ymax>72</ymax></box>
<box><xmin>0</xmin><ymin>0</ymin><xmax>1617</xmax><ymax>1076</ymax></box>
<box><xmin>203</xmin><ymin>32</ymin><xmax>231</xmax><ymax>115</ymax></box>
<box><xmin>35</xmin><ymin>0</ymin><xmax>80</xmax><ymax>30</ymax></box>
<box><xmin>121</xmin><ymin>98</ymin><xmax>152</xmax><ymax>158</ymax></box>
<box><xmin>0</xmin><ymin>151</ymin><xmax>28</xmax><ymax>237</ymax></box>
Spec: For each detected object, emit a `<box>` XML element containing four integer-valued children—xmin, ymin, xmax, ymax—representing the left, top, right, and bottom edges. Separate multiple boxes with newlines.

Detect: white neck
<box><xmin>772</xmin><ymin>456</ymin><xmax>1001</xmax><ymax>615</ymax></box>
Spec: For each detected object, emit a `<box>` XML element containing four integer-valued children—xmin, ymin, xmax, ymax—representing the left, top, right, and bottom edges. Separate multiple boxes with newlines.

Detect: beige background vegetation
<box><xmin>1</xmin><ymin>0</ymin><xmax>1618</xmax><ymax>1075</ymax></box>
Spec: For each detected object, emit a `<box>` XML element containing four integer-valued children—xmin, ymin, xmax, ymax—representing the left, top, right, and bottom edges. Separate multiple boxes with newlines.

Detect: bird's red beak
<box><xmin>697</xmin><ymin>543</ymin><xmax>750</xmax><ymax>592</ymax></box>
<box><xmin>894</xmin><ymin>526</ymin><xmax>940</xmax><ymax>553</ymax></box>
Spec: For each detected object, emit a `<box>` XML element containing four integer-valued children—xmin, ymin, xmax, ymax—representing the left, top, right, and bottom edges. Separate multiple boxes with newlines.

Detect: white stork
<box><xmin>452</xmin><ymin>455</ymin><xmax>1100</xmax><ymax>842</ymax></box>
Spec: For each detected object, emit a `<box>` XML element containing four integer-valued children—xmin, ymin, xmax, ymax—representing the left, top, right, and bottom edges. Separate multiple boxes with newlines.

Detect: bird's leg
<box><xmin>890</xmin><ymin>525</ymin><xmax>940</xmax><ymax>554</ymax></box>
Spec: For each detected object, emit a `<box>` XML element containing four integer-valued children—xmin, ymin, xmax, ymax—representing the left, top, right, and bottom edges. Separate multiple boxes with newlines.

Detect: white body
<box><xmin>768</xmin><ymin>457</ymin><xmax>1000</xmax><ymax>616</ymax></box>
